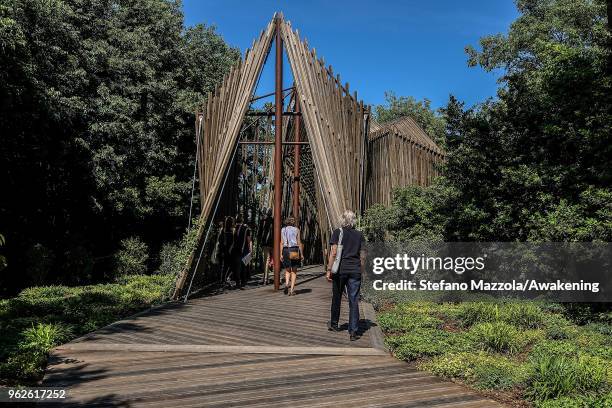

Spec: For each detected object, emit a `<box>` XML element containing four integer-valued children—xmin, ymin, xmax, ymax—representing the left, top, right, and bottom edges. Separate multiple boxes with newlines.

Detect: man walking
<box><xmin>326</xmin><ymin>210</ymin><xmax>366</xmax><ymax>341</ymax></box>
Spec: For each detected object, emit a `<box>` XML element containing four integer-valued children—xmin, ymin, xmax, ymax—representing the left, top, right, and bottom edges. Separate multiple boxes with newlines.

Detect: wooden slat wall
<box><xmin>173</xmin><ymin>18</ymin><xmax>276</xmax><ymax>299</ymax></box>
<box><xmin>280</xmin><ymin>19</ymin><xmax>368</xmax><ymax>229</ymax></box>
<box><xmin>365</xmin><ymin>117</ymin><xmax>445</xmax><ymax>207</ymax></box>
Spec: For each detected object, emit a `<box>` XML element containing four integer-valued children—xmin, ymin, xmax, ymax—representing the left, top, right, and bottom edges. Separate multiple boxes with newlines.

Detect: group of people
<box><xmin>215</xmin><ymin>209</ymin><xmax>365</xmax><ymax>341</ymax></box>
<box><xmin>214</xmin><ymin>211</ymin><xmax>305</xmax><ymax>295</ymax></box>
<box><xmin>215</xmin><ymin>214</ymin><xmax>253</xmax><ymax>290</ymax></box>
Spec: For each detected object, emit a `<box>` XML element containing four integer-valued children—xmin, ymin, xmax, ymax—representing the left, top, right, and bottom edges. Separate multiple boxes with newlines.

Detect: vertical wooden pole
<box><xmin>292</xmin><ymin>96</ymin><xmax>301</xmax><ymax>222</ymax></box>
<box><xmin>273</xmin><ymin>17</ymin><xmax>283</xmax><ymax>291</ymax></box>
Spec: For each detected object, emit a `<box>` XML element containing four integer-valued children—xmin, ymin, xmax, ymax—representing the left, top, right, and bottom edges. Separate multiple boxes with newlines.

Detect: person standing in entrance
<box><xmin>231</xmin><ymin>214</ymin><xmax>252</xmax><ymax>290</ymax></box>
<box><xmin>280</xmin><ymin>216</ymin><xmax>303</xmax><ymax>296</ymax></box>
<box><xmin>258</xmin><ymin>209</ymin><xmax>274</xmax><ymax>285</ymax></box>
<box><xmin>218</xmin><ymin>216</ymin><xmax>235</xmax><ymax>286</ymax></box>
<box><xmin>326</xmin><ymin>210</ymin><xmax>366</xmax><ymax>341</ymax></box>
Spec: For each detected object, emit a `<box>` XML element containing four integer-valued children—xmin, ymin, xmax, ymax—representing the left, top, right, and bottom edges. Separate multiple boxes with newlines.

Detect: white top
<box><xmin>281</xmin><ymin>226</ymin><xmax>299</xmax><ymax>247</ymax></box>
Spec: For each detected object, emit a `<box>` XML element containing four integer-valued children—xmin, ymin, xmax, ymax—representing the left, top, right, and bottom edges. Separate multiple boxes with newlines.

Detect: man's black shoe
<box><xmin>349</xmin><ymin>333</ymin><xmax>359</xmax><ymax>341</ymax></box>
<box><xmin>327</xmin><ymin>321</ymin><xmax>341</xmax><ymax>332</ymax></box>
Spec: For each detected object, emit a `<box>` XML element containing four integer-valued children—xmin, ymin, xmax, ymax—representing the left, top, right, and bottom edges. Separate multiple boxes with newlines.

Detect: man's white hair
<box><xmin>340</xmin><ymin>210</ymin><xmax>356</xmax><ymax>228</ymax></box>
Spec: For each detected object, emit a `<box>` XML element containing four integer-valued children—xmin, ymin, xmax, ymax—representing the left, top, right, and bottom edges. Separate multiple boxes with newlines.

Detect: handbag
<box><xmin>289</xmin><ymin>249</ymin><xmax>300</xmax><ymax>261</ymax></box>
<box><xmin>331</xmin><ymin>228</ymin><xmax>344</xmax><ymax>274</ymax></box>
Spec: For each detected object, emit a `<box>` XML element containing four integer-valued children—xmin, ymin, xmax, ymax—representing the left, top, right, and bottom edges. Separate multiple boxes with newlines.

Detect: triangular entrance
<box><xmin>173</xmin><ymin>14</ymin><xmax>370</xmax><ymax>300</ymax></box>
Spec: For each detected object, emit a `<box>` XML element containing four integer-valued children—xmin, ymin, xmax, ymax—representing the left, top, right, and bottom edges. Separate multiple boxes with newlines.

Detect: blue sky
<box><xmin>182</xmin><ymin>0</ymin><xmax>518</xmax><ymax>110</ymax></box>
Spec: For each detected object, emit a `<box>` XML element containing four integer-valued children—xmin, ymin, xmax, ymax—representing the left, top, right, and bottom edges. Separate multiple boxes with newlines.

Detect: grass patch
<box><xmin>378</xmin><ymin>300</ymin><xmax>611</xmax><ymax>406</ymax></box>
<box><xmin>0</xmin><ymin>274</ymin><xmax>174</xmax><ymax>383</ymax></box>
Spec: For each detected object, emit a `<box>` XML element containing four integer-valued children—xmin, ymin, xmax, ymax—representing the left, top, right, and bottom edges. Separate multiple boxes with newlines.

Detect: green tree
<box><xmin>442</xmin><ymin>0</ymin><xmax>611</xmax><ymax>241</ymax></box>
<box><xmin>371</xmin><ymin>0</ymin><xmax>611</xmax><ymax>243</ymax></box>
<box><xmin>375</xmin><ymin>92</ymin><xmax>447</xmax><ymax>148</ymax></box>
<box><xmin>0</xmin><ymin>0</ymin><xmax>239</xmax><ymax>294</ymax></box>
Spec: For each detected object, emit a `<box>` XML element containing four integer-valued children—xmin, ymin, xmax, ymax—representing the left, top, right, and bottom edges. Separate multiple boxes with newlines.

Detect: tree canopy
<box><xmin>366</xmin><ymin>0</ymin><xmax>611</xmax><ymax>243</ymax></box>
<box><xmin>0</xmin><ymin>0</ymin><xmax>239</xmax><ymax>294</ymax></box>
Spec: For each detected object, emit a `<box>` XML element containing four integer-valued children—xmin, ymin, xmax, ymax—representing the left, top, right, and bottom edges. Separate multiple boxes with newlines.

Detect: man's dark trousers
<box><xmin>330</xmin><ymin>273</ymin><xmax>362</xmax><ymax>334</ymax></box>
<box><xmin>232</xmin><ymin>258</ymin><xmax>247</xmax><ymax>288</ymax></box>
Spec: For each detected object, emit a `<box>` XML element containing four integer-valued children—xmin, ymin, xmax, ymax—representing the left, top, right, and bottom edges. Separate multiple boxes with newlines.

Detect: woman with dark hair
<box><xmin>280</xmin><ymin>216</ymin><xmax>303</xmax><ymax>296</ymax></box>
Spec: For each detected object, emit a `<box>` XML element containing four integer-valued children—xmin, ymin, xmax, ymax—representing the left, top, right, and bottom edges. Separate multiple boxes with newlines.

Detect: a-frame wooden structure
<box><xmin>173</xmin><ymin>14</ymin><xmax>443</xmax><ymax>300</ymax></box>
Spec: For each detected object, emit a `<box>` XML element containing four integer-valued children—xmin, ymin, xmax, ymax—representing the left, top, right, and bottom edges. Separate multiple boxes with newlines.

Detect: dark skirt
<box><xmin>282</xmin><ymin>246</ymin><xmax>300</xmax><ymax>269</ymax></box>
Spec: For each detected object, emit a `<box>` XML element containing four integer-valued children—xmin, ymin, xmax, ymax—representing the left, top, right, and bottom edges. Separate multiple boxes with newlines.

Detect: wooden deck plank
<box><xmin>42</xmin><ymin>267</ymin><xmax>503</xmax><ymax>407</ymax></box>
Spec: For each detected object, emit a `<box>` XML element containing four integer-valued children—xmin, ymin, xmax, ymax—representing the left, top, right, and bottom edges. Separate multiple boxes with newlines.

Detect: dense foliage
<box><xmin>369</xmin><ymin>0</ymin><xmax>611</xmax><ymax>243</ymax></box>
<box><xmin>368</xmin><ymin>2</ymin><xmax>612</xmax><ymax>406</ymax></box>
<box><xmin>0</xmin><ymin>0</ymin><xmax>240</xmax><ymax>295</ymax></box>
<box><xmin>377</xmin><ymin>300</ymin><xmax>612</xmax><ymax>407</ymax></box>
<box><xmin>0</xmin><ymin>274</ymin><xmax>174</xmax><ymax>382</ymax></box>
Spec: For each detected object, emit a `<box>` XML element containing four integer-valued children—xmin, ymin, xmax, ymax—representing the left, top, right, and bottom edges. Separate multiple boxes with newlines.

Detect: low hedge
<box><xmin>0</xmin><ymin>274</ymin><xmax>174</xmax><ymax>383</ymax></box>
<box><xmin>378</xmin><ymin>301</ymin><xmax>611</xmax><ymax>407</ymax></box>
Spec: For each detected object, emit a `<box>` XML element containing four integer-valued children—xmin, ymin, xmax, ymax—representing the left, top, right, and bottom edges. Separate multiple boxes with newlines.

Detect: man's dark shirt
<box><xmin>232</xmin><ymin>224</ymin><xmax>251</xmax><ymax>256</ymax></box>
<box><xmin>258</xmin><ymin>216</ymin><xmax>273</xmax><ymax>247</ymax></box>
<box><xmin>329</xmin><ymin>227</ymin><xmax>365</xmax><ymax>274</ymax></box>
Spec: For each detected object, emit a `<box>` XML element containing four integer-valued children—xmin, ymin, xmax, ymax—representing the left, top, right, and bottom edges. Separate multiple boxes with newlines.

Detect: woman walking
<box><xmin>280</xmin><ymin>216</ymin><xmax>303</xmax><ymax>295</ymax></box>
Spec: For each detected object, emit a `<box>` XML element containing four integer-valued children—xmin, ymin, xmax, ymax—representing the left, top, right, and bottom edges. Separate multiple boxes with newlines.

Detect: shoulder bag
<box><xmin>331</xmin><ymin>228</ymin><xmax>344</xmax><ymax>274</ymax></box>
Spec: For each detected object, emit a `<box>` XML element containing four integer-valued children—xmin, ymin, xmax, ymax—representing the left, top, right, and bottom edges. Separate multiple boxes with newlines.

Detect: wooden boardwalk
<box><xmin>43</xmin><ymin>267</ymin><xmax>502</xmax><ymax>407</ymax></box>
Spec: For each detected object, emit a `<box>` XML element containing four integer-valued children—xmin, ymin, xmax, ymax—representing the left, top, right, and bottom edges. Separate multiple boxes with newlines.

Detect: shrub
<box><xmin>114</xmin><ymin>237</ymin><xmax>149</xmax><ymax>276</ymax></box>
<box><xmin>456</xmin><ymin>302</ymin><xmax>500</xmax><ymax>327</ymax></box>
<box><xmin>381</xmin><ymin>299</ymin><xmax>611</xmax><ymax>407</ymax></box>
<box><xmin>469</xmin><ymin>321</ymin><xmax>522</xmax><ymax>354</ymax></box>
<box><xmin>157</xmin><ymin>220</ymin><xmax>200</xmax><ymax>276</ymax></box>
<box><xmin>385</xmin><ymin>329</ymin><xmax>451</xmax><ymax>361</ymax></box>
<box><xmin>0</xmin><ymin>274</ymin><xmax>174</xmax><ymax>383</ymax></box>
<box><xmin>362</xmin><ymin>204</ymin><xmax>395</xmax><ymax>242</ymax></box>
<box><xmin>585</xmin><ymin>323</ymin><xmax>612</xmax><ymax>337</ymax></box>
<box><xmin>377</xmin><ymin>310</ymin><xmax>443</xmax><ymax>332</ymax></box>
<box><xmin>23</xmin><ymin>244</ymin><xmax>55</xmax><ymax>286</ymax></box>
<box><xmin>535</xmin><ymin>393</ymin><xmax>612</xmax><ymax>408</ymax></box>
<box><xmin>503</xmin><ymin>302</ymin><xmax>545</xmax><ymax>329</ymax></box>
<box><xmin>544</xmin><ymin>315</ymin><xmax>577</xmax><ymax>340</ymax></box>
<box><xmin>422</xmin><ymin>352</ymin><xmax>527</xmax><ymax>390</ymax></box>
<box><xmin>526</xmin><ymin>353</ymin><xmax>608</xmax><ymax>402</ymax></box>
<box><xmin>0</xmin><ymin>323</ymin><xmax>71</xmax><ymax>380</ymax></box>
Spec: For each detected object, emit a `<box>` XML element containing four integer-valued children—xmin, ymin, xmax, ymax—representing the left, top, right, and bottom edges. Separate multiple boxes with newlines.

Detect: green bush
<box><xmin>0</xmin><ymin>274</ymin><xmax>173</xmax><ymax>383</ymax></box>
<box><xmin>379</xmin><ymin>299</ymin><xmax>611</xmax><ymax>407</ymax></box>
<box><xmin>526</xmin><ymin>353</ymin><xmax>609</xmax><ymax>402</ymax></box>
<box><xmin>385</xmin><ymin>329</ymin><xmax>452</xmax><ymax>361</ymax></box>
<box><xmin>422</xmin><ymin>352</ymin><xmax>527</xmax><ymax>390</ymax></box>
<box><xmin>0</xmin><ymin>323</ymin><xmax>71</xmax><ymax>380</ymax></box>
<box><xmin>585</xmin><ymin>323</ymin><xmax>612</xmax><ymax>337</ymax></box>
<box><xmin>456</xmin><ymin>302</ymin><xmax>500</xmax><ymax>327</ymax></box>
<box><xmin>469</xmin><ymin>321</ymin><xmax>523</xmax><ymax>354</ymax></box>
<box><xmin>113</xmin><ymin>237</ymin><xmax>149</xmax><ymax>276</ymax></box>
<box><xmin>503</xmin><ymin>302</ymin><xmax>546</xmax><ymax>329</ymax></box>
<box><xmin>535</xmin><ymin>393</ymin><xmax>612</xmax><ymax>408</ymax></box>
<box><xmin>544</xmin><ymin>315</ymin><xmax>577</xmax><ymax>340</ymax></box>
<box><xmin>377</xmin><ymin>309</ymin><xmax>443</xmax><ymax>332</ymax></box>
<box><xmin>157</xmin><ymin>220</ymin><xmax>200</xmax><ymax>276</ymax></box>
